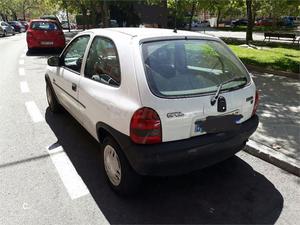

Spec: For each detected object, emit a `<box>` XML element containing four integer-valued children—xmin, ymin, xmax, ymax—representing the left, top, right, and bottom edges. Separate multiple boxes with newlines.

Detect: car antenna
<box><xmin>173</xmin><ymin>0</ymin><xmax>178</xmax><ymax>33</ymax></box>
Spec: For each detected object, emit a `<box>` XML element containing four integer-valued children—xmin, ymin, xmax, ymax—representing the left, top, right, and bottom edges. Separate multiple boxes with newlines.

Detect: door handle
<box><xmin>72</xmin><ymin>83</ymin><xmax>77</xmax><ymax>91</ymax></box>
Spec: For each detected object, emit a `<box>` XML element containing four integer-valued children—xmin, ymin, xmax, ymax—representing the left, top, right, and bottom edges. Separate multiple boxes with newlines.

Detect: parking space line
<box><xmin>20</xmin><ymin>54</ymin><xmax>26</xmax><ymax>58</ymax></box>
<box><xmin>19</xmin><ymin>68</ymin><xmax>25</xmax><ymax>76</ymax></box>
<box><xmin>20</xmin><ymin>81</ymin><xmax>30</xmax><ymax>93</ymax></box>
<box><xmin>19</xmin><ymin>59</ymin><xmax>24</xmax><ymax>65</ymax></box>
<box><xmin>47</xmin><ymin>145</ymin><xmax>90</xmax><ymax>200</ymax></box>
<box><xmin>25</xmin><ymin>101</ymin><xmax>44</xmax><ymax>123</ymax></box>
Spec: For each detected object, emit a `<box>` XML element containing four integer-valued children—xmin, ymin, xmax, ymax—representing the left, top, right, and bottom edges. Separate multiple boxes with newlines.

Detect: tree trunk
<box><xmin>216</xmin><ymin>8</ymin><xmax>221</xmax><ymax>28</ymax></box>
<box><xmin>246</xmin><ymin>0</ymin><xmax>253</xmax><ymax>44</ymax></box>
<box><xmin>188</xmin><ymin>2</ymin><xmax>196</xmax><ymax>31</ymax></box>
<box><xmin>102</xmin><ymin>0</ymin><xmax>109</xmax><ymax>28</ymax></box>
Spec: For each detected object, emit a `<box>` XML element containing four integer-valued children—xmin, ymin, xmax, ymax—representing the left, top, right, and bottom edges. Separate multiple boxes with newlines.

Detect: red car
<box><xmin>26</xmin><ymin>19</ymin><xmax>66</xmax><ymax>51</ymax></box>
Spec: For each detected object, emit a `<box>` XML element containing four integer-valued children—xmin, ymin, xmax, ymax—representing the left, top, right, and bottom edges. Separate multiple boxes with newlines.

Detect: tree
<box><xmin>246</xmin><ymin>0</ymin><xmax>253</xmax><ymax>44</ymax></box>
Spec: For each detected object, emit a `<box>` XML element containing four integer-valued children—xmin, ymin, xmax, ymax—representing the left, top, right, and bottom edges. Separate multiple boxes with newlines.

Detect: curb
<box><xmin>244</xmin><ymin>140</ymin><xmax>300</xmax><ymax>177</ymax></box>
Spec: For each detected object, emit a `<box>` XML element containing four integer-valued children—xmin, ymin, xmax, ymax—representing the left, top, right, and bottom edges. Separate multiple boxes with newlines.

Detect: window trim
<box><xmin>83</xmin><ymin>35</ymin><xmax>121</xmax><ymax>87</ymax></box>
<box><xmin>60</xmin><ymin>34</ymin><xmax>91</xmax><ymax>75</ymax></box>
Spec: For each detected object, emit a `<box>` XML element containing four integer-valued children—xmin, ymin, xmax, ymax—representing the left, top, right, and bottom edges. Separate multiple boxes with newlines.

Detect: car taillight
<box><xmin>130</xmin><ymin>107</ymin><xmax>162</xmax><ymax>144</ymax></box>
<box><xmin>252</xmin><ymin>90</ymin><xmax>259</xmax><ymax>116</ymax></box>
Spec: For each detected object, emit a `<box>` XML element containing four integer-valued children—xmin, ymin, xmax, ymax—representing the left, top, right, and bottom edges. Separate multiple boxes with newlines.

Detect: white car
<box><xmin>45</xmin><ymin>28</ymin><xmax>259</xmax><ymax>194</ymax></box>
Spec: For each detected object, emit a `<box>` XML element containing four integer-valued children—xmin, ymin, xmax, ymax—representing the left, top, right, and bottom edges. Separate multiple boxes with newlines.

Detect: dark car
<box><xmin>0</xmin><ymin>21</ymin><xmax>15</xmax><ymax>36</ymax></box>
<box><xmin>232</xmin><ymin>19</ymin><xmax>248</xmax><ymax>27</ymax></box>
<box><xmin>20</xmin><ymin>21</ymin><xmax>29</xmax><ymax>31</ymax></box>
<box><xmin>8</xmin><ymin>21</ymin><xmax>25</xmax><ymax>33</ymax></box>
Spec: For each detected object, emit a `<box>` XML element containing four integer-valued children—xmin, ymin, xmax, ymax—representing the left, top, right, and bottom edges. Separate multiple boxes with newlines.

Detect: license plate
<box><xmin>195</xmin><ymin>114</ymin><xmax>243</xmax><ymax>134</ymax></box>
<box><xmin>41</xmin><ymin>41</ymin><xmax>53</xmax><ymax>45</ymax></box>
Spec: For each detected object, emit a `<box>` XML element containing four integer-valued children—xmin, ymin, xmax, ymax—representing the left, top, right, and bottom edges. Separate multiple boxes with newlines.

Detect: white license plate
<box><xmin>41</xmin><ymin>41</ymin><xmax>53</xmax><ymax>45</ymax></box>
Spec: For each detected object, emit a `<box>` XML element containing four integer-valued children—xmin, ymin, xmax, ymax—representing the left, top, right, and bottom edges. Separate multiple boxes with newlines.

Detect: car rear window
<box><xmin>31</xmin><ymin>22</ymin><xmax>59</xmax><ymax>30</ymax></box>
<box><xmin>142</xmin><ymin>39</ymin><xmax>250</xmax><ymax>98</ymax></box>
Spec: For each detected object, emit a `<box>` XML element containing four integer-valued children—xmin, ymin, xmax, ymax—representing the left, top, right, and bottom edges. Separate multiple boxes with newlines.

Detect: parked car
<box><xmin>199</xmin><ymin>20</ymin><xmax>210</xmax><ymax>27</ymax></box>
<box><xmin>61</xmin><ymin>20</ymin><xmax>77</xmax><ymax>30</ymax></box>
<box><xmin>26</xmin><ymin>19</ymin><xmax>66</xmax><ymax>51</ymax></box>
<box><xmin>280</xmin><ymin>16</ymin><xmax>294</xmax><ymax>27</ymax></box>
<box><xmin>20</xmin><ymin>21</ymin><xmax>29</xmax><ymax>31</ymax></box>
<box><xmin>40</xmin><ymin>15</ymin><xmax>63</xmax><ymax>29</ymax></box>
<box><xmin>255</xmin><ymin>18</ymin><xmax>273</xmax><ymax>26</ymax></box>
<box><xmin>8</xmin><ymin>21</ymin><xmax>25</xmax><ymax>33</ymax></box>
<box><xmin>232</xmin><ymin>19</ymin><xmax>248</xmax><ymax>26</ymax></box>
<box><xmin>0</xmin><ymin>21</ymin><xmax>15</xmax><ymax>36</ymax></box>
<box><xmin>45</xmin><ymin>28</ymin><xmax>259</xmax><ymax>194</ymax></box>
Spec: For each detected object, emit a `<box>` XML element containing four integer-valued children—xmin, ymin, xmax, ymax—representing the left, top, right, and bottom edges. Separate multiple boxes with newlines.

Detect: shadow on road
<box><xmin>26</xmin><ymin>48</ymin><xmax>62</xmax><ymax>58</ymax></box>
<box><xmin>45</xmin><ymin>108</ymin><xmax>283</xmax><ymax>224</ymax></box>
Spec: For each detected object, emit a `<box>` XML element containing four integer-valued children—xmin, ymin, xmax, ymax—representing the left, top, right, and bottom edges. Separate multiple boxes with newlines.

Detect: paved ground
<box><xmin>0</xmin><ymin>33</ymin><xmax>300</xmax><ymax>225</ymax></box>
<box><xmin>251</xmin><ymin>72</ymin><xmax>300</xmax><ymax>161</ymax></box>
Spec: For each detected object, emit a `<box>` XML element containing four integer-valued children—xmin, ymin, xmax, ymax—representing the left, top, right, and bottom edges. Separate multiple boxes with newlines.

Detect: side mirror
<box><xmin>48</xmin><ymin>56</ymin><xmax>61</xmax><ymax>67</ymax></box>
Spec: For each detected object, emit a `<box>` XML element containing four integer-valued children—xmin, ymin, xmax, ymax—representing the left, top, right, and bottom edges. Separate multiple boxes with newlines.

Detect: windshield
<box><xmin>142</xmin><ymin>39</ymin><xmax>250</xmax><ymax>97</ymax></box>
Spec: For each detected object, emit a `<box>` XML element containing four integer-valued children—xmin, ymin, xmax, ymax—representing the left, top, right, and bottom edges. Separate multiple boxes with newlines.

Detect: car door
<box><xmin>78</xmin><ymin>36</ymin><xmax>122</xmax><ymax>137</ymax></box>
<box><xmin>53</xmin><ymin>35</ymin><xmax>90</xmax><ymax>121</ymax></box>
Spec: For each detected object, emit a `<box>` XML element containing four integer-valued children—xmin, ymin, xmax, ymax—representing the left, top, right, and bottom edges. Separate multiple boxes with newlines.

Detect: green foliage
<box><xmin>229</xmin><ymin>45</ymin><xmax>300</xmax><ymax>73</ymax></box>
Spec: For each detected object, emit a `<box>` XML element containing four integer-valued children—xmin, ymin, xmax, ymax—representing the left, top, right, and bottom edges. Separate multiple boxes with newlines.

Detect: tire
<box><xmin>12</xmin><ymin>31</ymin><xmax>15</xmax><ymax>36</ymax></box>
<box><xmin>3</xmin><ymin>31</ymin><xmax>7</xmax><ymax>37</ymax></box>
<box><xmin>103</xmin><ymin>136</ymin><xmax>141</xmax><ymax>195</ymax></box>
<box><xmin>46</xmin><ymin>82</ymin><xmax>61</xmax><ymax>113</ymax></box>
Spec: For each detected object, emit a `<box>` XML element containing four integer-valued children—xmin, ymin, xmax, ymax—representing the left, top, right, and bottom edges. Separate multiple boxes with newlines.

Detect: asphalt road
<box><xmin>0</xmin><ymin>33</ymin><xmax>299</xmax><ymax>225</ymax></box>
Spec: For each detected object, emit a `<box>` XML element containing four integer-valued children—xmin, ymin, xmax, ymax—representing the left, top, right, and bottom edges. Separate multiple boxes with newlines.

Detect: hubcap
<box><xmin>104</xmin><ymin>145</ymin><xmax>121</xmax><ymax>186</ymax></box>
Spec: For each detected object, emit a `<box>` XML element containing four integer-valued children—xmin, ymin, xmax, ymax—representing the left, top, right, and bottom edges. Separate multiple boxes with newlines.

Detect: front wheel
<box><xmin>46</xmin><ymin>82</ymin><xmax>61</xmax><ymax>113</ymax></box>
<box><xmin>3</xmin><ymin>31</ymin><xmax>7</xmax><ymax>37</ymax></box>
<box><xmin>103</xmin><ymin>137</ymin><xmax>141</xmax><ymax>195</ymax></box>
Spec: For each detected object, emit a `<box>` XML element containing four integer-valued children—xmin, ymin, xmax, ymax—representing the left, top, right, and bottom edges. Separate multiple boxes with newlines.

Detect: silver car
<box><xmin>0</xmin><ymin>21</ymin><xmax>15</xmax><ymax>37</ymax></box>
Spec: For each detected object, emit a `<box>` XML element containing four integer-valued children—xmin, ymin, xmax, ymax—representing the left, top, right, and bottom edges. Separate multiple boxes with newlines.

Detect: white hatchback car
<box><xmin>46</xmin><ymin>28</ymin><xmax>259</xmax><ymax>194</ymax></box>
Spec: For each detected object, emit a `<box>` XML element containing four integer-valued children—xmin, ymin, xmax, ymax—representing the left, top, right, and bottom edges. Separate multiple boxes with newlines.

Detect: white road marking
<box><xmin>23</xmin><ymin>49</ymin><xmax>27</xmax><ymax>53</ymax></box>
<box><xmin>20</xmin><ymin>81</ymin><xmax>30</xmax><ymax>93</ymax></box>
<box><xmin>19</xmin><ymin>68</ymin><xmax>25</xmax><ymax>76</ymax></box>
<box><xmin>20</xmin><ymin>54</ymin><xmax>26</xmax><ymax>58</ymax></box>
<box><xmin>25</xmin><ymin>101</ymin><xmax>44</xmax><ymax>123</ymax></box>
<box><xmin>47</xmin><ymin>145</ymin><xmax>90</xmax><ymax>200</ymax></box>
<box><xmin>19</xmin><ymin>59</ymin><xmax>24</xmax><ymax>65</ymax></box>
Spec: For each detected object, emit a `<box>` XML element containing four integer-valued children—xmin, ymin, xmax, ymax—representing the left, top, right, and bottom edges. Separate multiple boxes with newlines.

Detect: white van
<box><xmin>45</xmin><ymin>28</ymin><xmax>259</xmax><ymax>194</ymax></box>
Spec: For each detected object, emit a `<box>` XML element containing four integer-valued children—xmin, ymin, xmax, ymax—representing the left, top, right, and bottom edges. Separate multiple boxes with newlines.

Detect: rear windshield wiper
<box><xmin>211</xmin><ymin>77</ymin><xmax>247</xmax><ymax>106</ymax></box>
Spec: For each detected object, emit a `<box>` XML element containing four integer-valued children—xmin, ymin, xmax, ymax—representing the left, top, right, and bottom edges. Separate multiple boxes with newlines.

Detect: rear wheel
<box><xmin>46</xmin><ymin>82</ymin><xmax>61</xmax><ymax>113</ymax></box>
<box><xmin>103</xmin><ymin>137</ymin><xmax>141</xmax><ymax>195</ymax></box>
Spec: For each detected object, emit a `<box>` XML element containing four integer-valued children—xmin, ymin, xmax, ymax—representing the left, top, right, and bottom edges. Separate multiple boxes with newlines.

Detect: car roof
<box><xmin>30</xmin><ymin>19</ymin><xmax>58</xmax><ymax>23</ymax></box>
<box><xmin>82</xmin><ymin>27</ymin><xmax>217</xmax><ymax>42</ymax></box>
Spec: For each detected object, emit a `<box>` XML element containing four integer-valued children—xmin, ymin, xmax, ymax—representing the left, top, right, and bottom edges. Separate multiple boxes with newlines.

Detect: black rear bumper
<box><xmin>112</xmin><ymin>115</ymin><xmax>259</xmax><ymax>176</ymax></box>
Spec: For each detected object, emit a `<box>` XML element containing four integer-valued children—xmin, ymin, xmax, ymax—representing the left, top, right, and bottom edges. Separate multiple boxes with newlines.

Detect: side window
<box><xmin>63</xmin><ymin>35</ymin><xmax>90</xmax><ymax>73</ymax></box>
<box><xmin>84</xmin><ymin>36</ymin><xmax>120</xmax><ymax>87</ymax></box>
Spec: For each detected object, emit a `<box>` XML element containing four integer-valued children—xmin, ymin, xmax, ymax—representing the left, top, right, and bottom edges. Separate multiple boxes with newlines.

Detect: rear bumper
<box><xmin>27</xmin><ymin>38</ymin><xmax>65</xmax><ymax>49</ymax></box>
<box><xmin>119</xmin><ymin>115</ymin><xmax>259</xmax><ymax>176</ymax></box>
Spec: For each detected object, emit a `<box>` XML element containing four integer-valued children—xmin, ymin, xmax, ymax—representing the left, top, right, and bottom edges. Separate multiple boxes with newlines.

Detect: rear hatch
<box><xmin>29</xmin><ymin>21</ymin><xmax>64</xmax><ymax>45</ymax></box>
<box><xmin>138</xmin><ymin>38</ymin><xmax>256</xmax><ymax>142</ymax></box>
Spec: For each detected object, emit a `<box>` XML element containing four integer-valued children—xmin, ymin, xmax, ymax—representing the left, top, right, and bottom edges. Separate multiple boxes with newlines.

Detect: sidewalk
<box><xmin>245</xmin><ymin>71</ymin><xmax>300</xmax><ymax>176</ymax></box>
